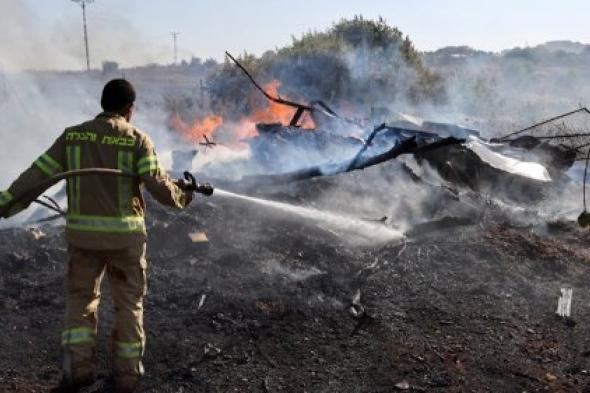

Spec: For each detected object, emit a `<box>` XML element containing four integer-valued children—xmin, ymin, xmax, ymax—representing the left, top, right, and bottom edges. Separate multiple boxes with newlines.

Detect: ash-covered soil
<box><xmin>2</xmin><ymin>177</ymin><xmax>590</xmax><ymax>393</ymax></box>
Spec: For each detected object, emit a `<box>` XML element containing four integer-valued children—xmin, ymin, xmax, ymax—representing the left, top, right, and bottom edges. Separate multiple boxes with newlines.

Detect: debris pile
<box><xmin>166</xmin><ymin>55</ymin><xmax>589</xmax><ymax>215</ymax></box>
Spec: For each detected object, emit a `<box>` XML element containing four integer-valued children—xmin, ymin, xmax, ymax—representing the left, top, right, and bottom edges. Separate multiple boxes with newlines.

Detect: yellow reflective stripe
<box><xmin>115</xmin><ymin>341</ymin><xmax>144</xmax><ymax>359</ymax></box>
<box><xmin>137</xmin><ymin>155</ymin><xmax>158</xmax><ymax>167</ymax></box>
<box><xmin>118</xmin><ymin>151</ymin><xmax>134</xmax><ymax>215</ymax></box>
<box><xmin>0</xmin><ymin>191</ymin><xmax>13</xmax><ymax>207</ymax></box>
<box><xmin>66</xmin><ymin>214</ymin><xmax>146</xmax><ymax>234</ymax></box>
<box><xmin>34</xmin><ymin>160</ymin><xmax>54</xmax><ymax>176</ymax></box>
<box><xmin>74</xmin><ymin>147</ymin><xmax>81</xmax><ymax>213</ymax></box>
<box><xmin>34</xmin><ymin>153</ymin><xmax>63</xmax><ymax>177</ymax></box>
<box><xmin>137</xmin><ymin>155</ymin><xmax>159</xmax><ymax>176</ymax></box>
<box><xmin>62</xmin><ymin>327</ymin><xmax>95</xmax><ymax>345</ymax></box>
<box><xmin>137</xmin><ymin>164</ymin><xmax>159</xmax><ymax>176</ymax></box>
<box><xmin>66</xmin><ymin>146</ymin><xmax>81</xmax><ymax>214</ymax></box>
<box><xmin>1</xmin><ymin>191</ymin><xmax>24</xmax><ymax>217</ymax></box>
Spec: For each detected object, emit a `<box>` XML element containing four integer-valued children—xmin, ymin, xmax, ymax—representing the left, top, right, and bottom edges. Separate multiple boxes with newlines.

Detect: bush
<box><xmin>207</xmin><ymin>16</ymin><xmax>446</xmax><ymax>117</ymax></box>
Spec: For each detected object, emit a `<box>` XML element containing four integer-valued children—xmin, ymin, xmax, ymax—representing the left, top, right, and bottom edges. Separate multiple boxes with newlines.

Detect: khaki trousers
<box><xmin>62</xmin><ymin>243</ymin><xmax>147</xmax><ymax>386</ymax></box>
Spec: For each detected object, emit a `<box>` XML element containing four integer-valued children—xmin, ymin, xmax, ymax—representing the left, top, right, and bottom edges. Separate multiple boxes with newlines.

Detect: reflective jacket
<box><xmin>0</xmin><ymin>112</ymin><xmax>187</xmax><ymax>249</ymax></box>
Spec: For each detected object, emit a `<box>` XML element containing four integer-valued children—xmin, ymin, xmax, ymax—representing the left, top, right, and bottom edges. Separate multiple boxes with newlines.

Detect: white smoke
<box><xmin>0</xmin><ymin>0</ymin><xmax>169</xmax><ymax>71</ymax></box>
<box><xmin>0</xmin><ymin>0</ymin><xmax>179</xmax><ymax>190</ymax></box>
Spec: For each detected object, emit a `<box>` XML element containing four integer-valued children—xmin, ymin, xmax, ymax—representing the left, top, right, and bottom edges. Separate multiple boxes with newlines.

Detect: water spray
<box><xmin>213</xmin><ymin>188</ymin><xmax>403</xmax><ymax>243</ymax></box>
<box><xmin>176</xmin><ymin>169</ymin><xmax>402</xmax><ymax>243</ymax></box>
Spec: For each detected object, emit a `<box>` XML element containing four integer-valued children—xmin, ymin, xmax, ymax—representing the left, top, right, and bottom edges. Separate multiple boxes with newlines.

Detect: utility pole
<box><xmin>72</xmin><ymin>0</ymin><xmax>93</xmax><ymax>71</ymax></box>
<box><xmin>0</xmin><ymin>63</ymin><xmax>6</xmax><ymax>100</ymax></box>
<box><xmin>171</xmin><ymin>31</ymin><xmax>179</xmax><ymax>64</ymax></box>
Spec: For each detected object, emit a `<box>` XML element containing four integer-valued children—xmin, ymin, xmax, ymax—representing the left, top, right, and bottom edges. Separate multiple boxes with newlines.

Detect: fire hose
<box><xmin>0</xmin><ymin>169</ymin><xmax>213</xmax><ymax>219</ymax></box>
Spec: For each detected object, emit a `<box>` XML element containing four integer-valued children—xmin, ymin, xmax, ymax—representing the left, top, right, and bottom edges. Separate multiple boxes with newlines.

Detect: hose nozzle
<box><xmin>195</xmin><ymin>182</ymin><xmax>214</xmax><ymax>196</ymax></box>
<box><xmin>177</xmin><ymin>171</ymin><xmax>214</xmax><ymax>196</ymax></box>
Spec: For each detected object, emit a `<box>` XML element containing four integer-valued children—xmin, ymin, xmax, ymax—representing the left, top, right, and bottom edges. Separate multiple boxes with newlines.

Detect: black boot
<box><xmin>113</xmin><ymin>377</ymin><xmax>139</xmax><ymax>393</ymax></box>
<box><xmin>49</xmin><ymin>376</ymin><xmax>94</xmax><ymax>393</ymax></box>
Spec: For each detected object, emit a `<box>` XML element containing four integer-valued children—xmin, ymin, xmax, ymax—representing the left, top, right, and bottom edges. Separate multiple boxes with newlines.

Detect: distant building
<box><xmin>102</xmin><ymin>61</ymin><xmax>120</xmax><ymax>75</ymax></box>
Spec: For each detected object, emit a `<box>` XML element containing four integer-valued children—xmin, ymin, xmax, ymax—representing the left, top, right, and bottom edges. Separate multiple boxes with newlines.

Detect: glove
<box><xmin>183</xmin><ymin>190</ymin><xmax>194</xmax><ymax>207</ymax></box>
<box><xmin>174</xmin><ymin>178</ymin><xmax>188</xmax><ymax>191</ymax></box>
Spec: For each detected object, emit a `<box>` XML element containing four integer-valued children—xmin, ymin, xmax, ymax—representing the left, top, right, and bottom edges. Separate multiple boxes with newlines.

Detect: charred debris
<box><xmin>173</xmin><ymin>53</ymin><xmax>590</xmax><ymax>213</ymax></box>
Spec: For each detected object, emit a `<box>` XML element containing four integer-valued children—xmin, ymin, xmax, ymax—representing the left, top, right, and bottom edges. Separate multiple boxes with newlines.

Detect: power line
<box><xmin>171</xmin><ymin>31</ymin><xmax>179</xmax><ymax>64</ymax></box>
<box><xmin>72</xmin><ymin>0</ymin><xmax>94</xmax><ymax>71</ymax></box>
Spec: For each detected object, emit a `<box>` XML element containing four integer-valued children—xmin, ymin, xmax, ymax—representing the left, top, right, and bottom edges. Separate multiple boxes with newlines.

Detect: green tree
<box><xmin>206</xmin><ymin>16</ymin><xmax>446</xmax><ymax>117</ymax></box>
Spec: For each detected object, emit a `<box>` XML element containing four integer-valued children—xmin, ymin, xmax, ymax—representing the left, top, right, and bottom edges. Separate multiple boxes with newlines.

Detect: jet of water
<box><xmin>214</xmin><ymin>188</ymin><xmax>404</xmax><ymax>244</ymax></box>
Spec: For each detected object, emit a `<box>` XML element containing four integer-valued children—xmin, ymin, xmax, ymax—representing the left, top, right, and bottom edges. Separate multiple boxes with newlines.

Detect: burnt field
<box><xmin>2</xmin><ymin>171</ymin><xmax>590</xmax><ymax>393</ymax></box>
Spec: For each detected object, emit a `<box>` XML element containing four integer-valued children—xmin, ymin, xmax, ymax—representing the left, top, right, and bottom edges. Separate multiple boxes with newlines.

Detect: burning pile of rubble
<box><xmin>164</xmin><ymin>54</ymin><xmax>590</xmax><ymax>222</ymax></box>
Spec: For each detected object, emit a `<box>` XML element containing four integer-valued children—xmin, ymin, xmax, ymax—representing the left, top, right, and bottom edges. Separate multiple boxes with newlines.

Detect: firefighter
<box><xmin>0</xmin><ymin>79</ymin><xmax>193</xmax><ymax>393</ymax></box>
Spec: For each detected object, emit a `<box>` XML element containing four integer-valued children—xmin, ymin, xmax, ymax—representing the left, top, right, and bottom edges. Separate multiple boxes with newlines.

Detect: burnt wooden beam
<box><xmin>289</xmin><ymin>107</ymin><xmax>305</xmax><ymax>127</ymax></box>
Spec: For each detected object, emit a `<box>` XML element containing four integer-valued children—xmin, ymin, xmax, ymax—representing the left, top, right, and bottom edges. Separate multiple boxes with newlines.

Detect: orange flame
<box><xmin>169</xmin><ymin>79</ymin><xmax>315</xmax><ymax>146</ymax></box>
<box><xmin>169</xmin><ymin>112</ymin><xmax>223</xmax><ymax>142</ymax></box>
<box><xmin>237</xmin><ymin>80</ymin><xmax>315</xmax><ymax>137</ymax></box>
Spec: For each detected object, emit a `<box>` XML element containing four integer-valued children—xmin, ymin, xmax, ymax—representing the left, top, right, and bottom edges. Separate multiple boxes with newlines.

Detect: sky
<box><xmin>3</xmin><ymin>0</ymin><xmax>590</xmax><ymax>70</ymax></box>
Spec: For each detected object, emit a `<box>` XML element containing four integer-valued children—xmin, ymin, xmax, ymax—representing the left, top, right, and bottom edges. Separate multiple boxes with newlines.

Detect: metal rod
<box><xmin>500</xmin><ymin>107</ymin><xmax>590</xmax><ymax>141</ymax></box>
<box><xmin>82</xmin><ymin>1</ymin><xmax>90</xmax><ymax>71</ymax></box>
<box><xmin>505</xmin><ymin>132</ymin><xmax>590</xmax><ymax>141</ymax></box>
<box><xmin>171</xmin><ymin>31</ymin><xmax>179</xmax><ymax>64</ymax></box>
<box><xmin>72</xmin><ymin>0</ymin><xmax>93</xmax><ymax>71</ymax></box>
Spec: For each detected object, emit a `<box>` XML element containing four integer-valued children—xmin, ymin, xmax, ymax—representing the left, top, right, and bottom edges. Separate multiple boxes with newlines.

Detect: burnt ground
<box><xmin>2</xmin><ymin>180</ymin><xmax>590</xmax><ymax>392</ymax></box>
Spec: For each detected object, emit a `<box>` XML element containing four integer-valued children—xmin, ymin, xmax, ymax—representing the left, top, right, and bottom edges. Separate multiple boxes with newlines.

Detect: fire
<box><xmin>169</xmin><ymin>112</ymin><xmax>223</xmax><ymax>142</ymax></box>
<box><xmin>236</xmin><ymin>80</ymin><xmax>316</xmax><ymax>138</ymax></box>
<box><xmin>255</xmin><ymin>80</ymin><xmax>313</xmax><ymax>126</ymax></box>
<box><xmin>168</xmin><ymin>79</ymin><xmax>315</xmax><ymax>146</ymax></box>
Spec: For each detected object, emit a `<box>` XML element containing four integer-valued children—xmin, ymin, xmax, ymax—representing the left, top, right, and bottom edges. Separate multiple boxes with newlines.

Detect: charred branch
<box><xmin>225</xmin><ymin>51</ymin><xmax>357</xmax><ymax>127</ymax></box>
<box><xmin>225</xmin><ymin>52</ymin><xmax>314</xmax><ymax>111</ymax></box>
